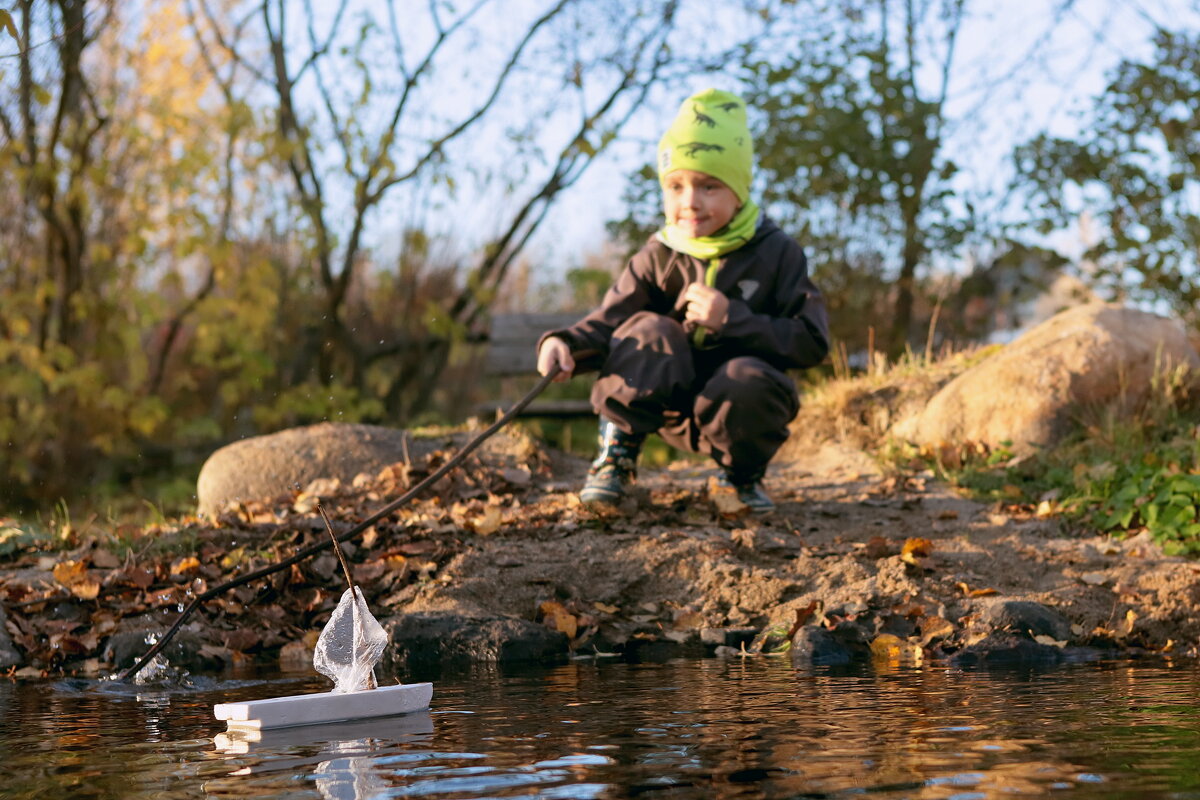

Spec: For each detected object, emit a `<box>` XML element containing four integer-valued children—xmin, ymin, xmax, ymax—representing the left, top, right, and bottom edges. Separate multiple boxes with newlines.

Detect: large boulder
<box><xmin>196</xmin><ymin>422</ymin><xmax>419</xmax><ymax>517</ymax></box>
<box><xmin>893</xmin><ymin>304</ymin><xmax>1200</xmax><ymax>454</ymax></box>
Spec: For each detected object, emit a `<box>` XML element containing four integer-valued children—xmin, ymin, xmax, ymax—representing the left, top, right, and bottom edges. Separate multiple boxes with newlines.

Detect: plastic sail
<box><xmin>313</xmin><ymin>586</ymin><xmax>388</xmax><ymax>693</ymax></box>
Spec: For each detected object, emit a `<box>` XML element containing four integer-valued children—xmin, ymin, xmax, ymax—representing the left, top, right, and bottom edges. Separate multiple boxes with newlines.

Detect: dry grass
<box><xmin>782</xmin><ymin>344</ymin><xmax>1000</xmax><ymax>460</ymax></box>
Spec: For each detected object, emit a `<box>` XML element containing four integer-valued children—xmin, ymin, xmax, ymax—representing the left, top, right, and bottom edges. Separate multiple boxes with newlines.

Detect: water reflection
<box><xmin>209</xmin><ymin>712</ymin><xmax>434</xmax><ymax>799</ymax></box>
<box><xmin>0</xmin><ymin>660</ymin><xmax>1198</xmax><ymax>798</ymax></box>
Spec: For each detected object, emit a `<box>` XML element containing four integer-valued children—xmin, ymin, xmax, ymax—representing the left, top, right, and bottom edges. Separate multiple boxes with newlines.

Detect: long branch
<box><xmin>117</xmin><ymin>367</ymin><xmax>563</xmax><ymax>682</ymax></box>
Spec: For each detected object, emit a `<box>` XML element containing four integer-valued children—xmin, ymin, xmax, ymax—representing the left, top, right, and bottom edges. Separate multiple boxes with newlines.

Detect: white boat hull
<box><xmin>214</xmin><ymin>682</ymin><xmax>433</xmax><ymax>730</ymax></box>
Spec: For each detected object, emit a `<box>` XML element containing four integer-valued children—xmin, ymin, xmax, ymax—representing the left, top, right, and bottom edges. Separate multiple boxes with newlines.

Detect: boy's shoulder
<box><xmin>629</xmin><ymin>231</ymin><xmax>676</xmax><ymax>265</ymax></box>
<box><xmin>740</xmin><ymin>217</ymin><xmax>804</xmax><ymax>259</ymax></box>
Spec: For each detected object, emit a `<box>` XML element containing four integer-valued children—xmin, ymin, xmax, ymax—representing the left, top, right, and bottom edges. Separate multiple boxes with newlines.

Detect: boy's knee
<box><xmin>707</xmin><ymin>357</ymin><xmax>799</xmax><ymax>415</ymax></box>
<box><xmin>613</xmin><ymin>311</ymin><xmax>687</xmax><ymax>349</ymax></box>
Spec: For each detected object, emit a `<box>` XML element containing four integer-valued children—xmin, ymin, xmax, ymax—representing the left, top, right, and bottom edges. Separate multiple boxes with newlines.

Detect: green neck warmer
<box><xmin>658</xmin><ymin>200</ymin><xmax>761</xmax><ymax>261</ymax></box>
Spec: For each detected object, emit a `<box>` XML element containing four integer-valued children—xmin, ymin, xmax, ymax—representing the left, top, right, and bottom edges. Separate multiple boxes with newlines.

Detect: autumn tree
<box><xmin>182</xmin><ymin>0</ymin><xmax>704</xmax><ymax>420</ymax></box>
<box><xmin>746</xmin><ymin>0</ymin><xmax>972</xmax><ymax>357</ymax></box>
<box><xmin>0</xmin><ymin>0</ymin><xmax>279</xmax><ymax>503</ymax></box>
<box><xmin>1014</xmin><ymin>28</ymin><xmax>1200</xmax><ymax>326</ymax></box>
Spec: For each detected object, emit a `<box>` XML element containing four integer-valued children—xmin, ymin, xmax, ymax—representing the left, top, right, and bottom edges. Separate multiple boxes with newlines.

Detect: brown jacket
<box><xmin>546</xmin><ymin>217</ymin><xmax>830</xmax><ymax>373</ymax></box>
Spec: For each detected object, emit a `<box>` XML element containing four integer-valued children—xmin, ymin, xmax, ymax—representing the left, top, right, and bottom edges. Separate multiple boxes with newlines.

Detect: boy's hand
<box><xmin>537</xmin><ymin>337</ymin><xmax>575</xmax><ymax>382</ymax></box>
<box><xmin>684</xmin><ymin>283</ymin><xmax>729</xmax><ymax>332</ymax></box>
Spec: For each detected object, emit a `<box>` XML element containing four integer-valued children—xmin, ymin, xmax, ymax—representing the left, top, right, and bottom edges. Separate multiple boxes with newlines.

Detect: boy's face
<box><xmin>662</xmin><ymin>169</ymin><xmax>741</xmax><ymax>238</ymax></box>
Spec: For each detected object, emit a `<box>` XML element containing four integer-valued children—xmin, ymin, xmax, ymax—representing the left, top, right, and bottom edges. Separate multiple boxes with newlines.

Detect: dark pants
<box><xmin>591</xmin><ymin>311</ymin><xmax>800</xmax><ymax>479</ymax></box>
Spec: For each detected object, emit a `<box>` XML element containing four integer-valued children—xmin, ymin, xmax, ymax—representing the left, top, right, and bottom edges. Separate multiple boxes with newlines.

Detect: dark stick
<box><xmin>117</xmin><ymin>366</ymin><xmax>567</xmax><ymax>681</ymax></box>
<box><xmin>317</xmin><ymin>503</ymin><xmax>357</xmax><ymax>593</ymax></box>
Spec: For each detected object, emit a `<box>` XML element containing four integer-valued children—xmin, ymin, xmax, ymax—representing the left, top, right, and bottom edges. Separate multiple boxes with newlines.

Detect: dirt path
<box><xmin>387</xmin><ymin>441</ymin><xmax>1200</xmax><ymax>664</ymax></box>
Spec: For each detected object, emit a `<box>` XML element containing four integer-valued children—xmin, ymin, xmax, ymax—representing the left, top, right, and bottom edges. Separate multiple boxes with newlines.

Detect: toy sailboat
<box><xmin>215</xmin><ymin>511</ymin><xmax>431</xmax><ymax>732</ymax></box>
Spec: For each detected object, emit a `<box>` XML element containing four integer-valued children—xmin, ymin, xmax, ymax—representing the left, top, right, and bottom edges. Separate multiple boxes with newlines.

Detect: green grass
<box><xmin>904</xmin><ymin>364</ymin><xmax>1200</xmax><ymax>555</ymax></box>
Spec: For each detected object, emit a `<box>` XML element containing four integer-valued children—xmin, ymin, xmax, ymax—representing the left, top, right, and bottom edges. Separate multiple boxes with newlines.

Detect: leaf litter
<box><xmin>3</xmin><ymin>433</ymin><xmax>1200</xmax><ymax>677</ymax></box>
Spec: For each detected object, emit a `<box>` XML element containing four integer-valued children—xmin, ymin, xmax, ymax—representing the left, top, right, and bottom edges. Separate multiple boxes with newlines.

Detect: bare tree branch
<box><xmin>296</xmin><ymin>0</ymin><xmax>348</xmax><ymax>81</ymax></box>
<box><xmin>305</xmin><ymin>0</ymin><xmax>354</xmax><ymax>179</ymax></box>
<box><xmin>452</xmin><ymin>0</ymin><xmax>680</xmax><ymax>328</ymax></box>
<box><xmin>364</xmin><ymin>0</ymin><xmax>575</xmax><ymax>207</ymax></box>
<box><xmin>196</xmin><ymin>0</ymin><xmax>270</xmax><ymax>84</ymax></box>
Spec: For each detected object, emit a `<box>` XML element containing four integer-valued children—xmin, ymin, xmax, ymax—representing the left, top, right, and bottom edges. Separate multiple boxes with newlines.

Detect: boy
<box><xmin>536</xmin><ymin>88</ymin><xmax>829</xmax><ymax>514</ymax></box>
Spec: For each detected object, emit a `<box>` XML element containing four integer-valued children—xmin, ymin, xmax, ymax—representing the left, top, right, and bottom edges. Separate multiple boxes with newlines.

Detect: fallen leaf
<box><xmin>170</xmin><ymin>556</ymin><xmax>201</xmax><ymax>576</ymax></box>
<box><xmin>52</xmin><ymin>560</ymin><xmax>101</xmax><ymax>600</ymax></box>
<box><xmin>52</xmin><ymin>560</ymin><xmax>87</xmax><ymax>587</ymax></box>
<box><xmin>549</xmin><ymin>611</ymin><xmax>578</xmax><ymax>639</ymax></box>
<box><xmin>955</xmin><ymin>581</ymin><xmax>997</xmax><ymax>598</ymax></box>
<box><xmin>539</xmin><ymin>600</ymin><xmax>569</xmax><ymax>619</ymax></box>
<box><xmin>918</xmin><ymin>615</ymin><xmax>955</xmax><ymax>644</ymax></box>
<box><xmin>360</xmin><ymin>526</ymin><xmax>379</xmax><ymax>549</ymax></box>
<box><xmin>78</xmin><ymin>658</ymin><xmax>104</xmax><ymax>675</ymax></box>
<box><xmin>472</xmin><ymin>507</ymin><xmax>503</xmax><ymax>535</ymax></box>
<box><xmin>220</xmin><ymin>547</ymin><xmax>247</xmax><ymax>570</ymax></box>
<box><xmin>1034</xmin><ymin>634</ymin><xmax>1067</xmax><ymax>648</ymax></box>
<box><xmin>224</xmin><ymin>629</ymin><xmax>262</xmax><ymax>653</ymax></box>
<box><xmin>788</xmin><ymin>600</ymin><xmax>823</xmax><ymax>638</ymax></box>
<box><xmin>593</xmin><ymin>602</ymin><xmax>619</xmax><ymax>615</ymax></box>
<box><xmin>900</xmin><ymin>538</ymin><xmax>933</xmax><ymax>564</ymax></box>
<box><xmin>708</xmin><ymin>477</ymin><xmax>749</xmax><ymax>516</ymax></box>
<box><xmin>1079</xmin><ymin>572</ymin><xmax>1108</xmax><ymax>586</ymax></box>
<box><xmin>863</xmin><ymin>536</ymin><xmax>892</xmax><ymax>559</ymax></box>
<box><xmin>352</xmin><ymin>560</ymin><xmax>386</xmax><ymax>583</ymax></box>
<box><xmin>90</xmin><ymin>549</ymin><xmax>121</xmax><ymax>569</ymax></box>
<box><xmin>1119</xmin><ymin>608</ymin><xmax>1137</xmax><ymax>638</ymax></box>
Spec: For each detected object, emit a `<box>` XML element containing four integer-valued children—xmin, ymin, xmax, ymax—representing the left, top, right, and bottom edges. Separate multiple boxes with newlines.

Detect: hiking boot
<box><xmin>712</xmin><ymin>470</ymin><xmax>775</xmax><ymax>515</ymax></box>
<box><xmin>579</xmin><ymin>418</ymin><xmax>645</xmax><ymax>507</ymax></box>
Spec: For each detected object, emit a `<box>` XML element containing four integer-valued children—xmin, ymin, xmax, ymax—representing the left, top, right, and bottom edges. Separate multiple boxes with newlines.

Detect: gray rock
<box><xmin>0</xmin><ymin>606</ymin><xmax>22</xmax><ymax>668</ymax></box>
<box><xmin>980</xmin><ymin>600</ymin><xmax>1073</xmax><ymax>641</ymax></box>
<box><xmin>893</xmin><ymin>304</ymin><xmax>1200</xmax><ymax>454</ymax></box>
<box><xmin>950</xmin><ymin>632</ymin><xmax>1065</xmax><ymax>667</ymax></box>
<box><xmin>381</xmin><ymin>612</ymin><xmax>569</xmax><ymax>672</ymax></box>
<box><xmin>196</xmin><ymin>422</ymin><xmax>420</xmax><ymax>517</ymax></box>
<box><xmin>791</xmin><ymin>621</ymin><xmax>871</xmax><ymax>666</ymax></box>
<box><xmin>104</xmin><ymin>627</ymin><xmax>221</xmax><ymax>673</ymax></box>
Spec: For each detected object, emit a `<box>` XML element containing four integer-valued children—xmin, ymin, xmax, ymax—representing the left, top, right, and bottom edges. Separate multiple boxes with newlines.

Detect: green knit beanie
<box><xmin>657</xmin><ymin>88</ymin><xmax>754</xmax><ymax>203</ymax></box>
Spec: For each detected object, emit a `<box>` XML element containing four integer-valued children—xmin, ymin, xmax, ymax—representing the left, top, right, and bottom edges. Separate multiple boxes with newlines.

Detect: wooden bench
<box><xmin>480</xmin><ymin>312</ymin><xmax>595</xmax><ymax>418</ymax></box>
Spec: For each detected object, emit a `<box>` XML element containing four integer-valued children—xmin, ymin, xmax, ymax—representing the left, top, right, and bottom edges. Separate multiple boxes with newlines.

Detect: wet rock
<box><xmin>980</xmin><ymin>600</ymin><xmax>1073</xmax><ymax>641</ymax></box>
<box><xmin>791</xmin><ymin>621</ymin><xmax>871</xmax><ymax>666</ymax></box>
<box><xmin>104</xmin><ymin>627</ymin><xmax>222</xmax><ymax>673</ymax></box>
<box><xmin>701</xmin><ymin>627</ymin><xmax>759</xmax><ymax>649</ymax></box>
<box><xmin>0</xmin><ymin>607</ymin><xmax>22</xmax><ymax>668</ymax></box>
<box><xmin>382</xmin><ymin>612</ymin><xmax>568</xmax><ymax>671</ymax></box>
<box><xmin>621</xmin><ymin>634</ymin><xmax>708</xmax><ymax>662</ymax></box>
<box><xmin>949</xmin><ymin>632</ymin><xmax>1065</xmax><ymax>667</ymax></box>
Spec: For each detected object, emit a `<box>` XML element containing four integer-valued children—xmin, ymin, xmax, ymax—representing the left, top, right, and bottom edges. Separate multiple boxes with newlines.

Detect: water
<box><xmin>3</xmin><ymin>658</ymin><xmax>1200</xmax><ymax>799</ymax></box>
